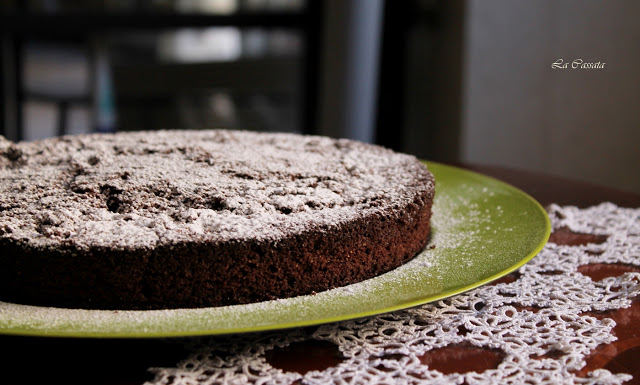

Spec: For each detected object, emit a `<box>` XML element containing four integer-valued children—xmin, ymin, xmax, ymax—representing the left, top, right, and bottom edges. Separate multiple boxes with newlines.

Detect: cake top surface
<box><xmin>0</xmin><ymin>130</ymin><xmax>433</xmax><ymax>250</ymax></box>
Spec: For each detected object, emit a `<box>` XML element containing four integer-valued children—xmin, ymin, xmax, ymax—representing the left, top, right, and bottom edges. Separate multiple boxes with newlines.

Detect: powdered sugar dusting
<box><xmin>0</xmin><ymin>130</ymin><xmax>433</xmax><ymax>250</ymax></box>
<box><xmin>0</xmin><ymin>164</ymin><xmax>550</xmax><ymax>338</ymax></box>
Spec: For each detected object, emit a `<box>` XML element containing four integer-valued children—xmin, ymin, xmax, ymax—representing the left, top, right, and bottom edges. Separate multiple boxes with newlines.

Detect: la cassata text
<box><xmin>552</xmin><ymin>59</ymin><xmax>605</xmax><ymax>69</ymax></box>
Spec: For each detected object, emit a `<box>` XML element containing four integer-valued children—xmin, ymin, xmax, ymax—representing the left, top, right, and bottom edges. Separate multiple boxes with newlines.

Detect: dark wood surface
<box><xmin>1</xmin><ymin>163</ymin><xmax>639</xmax><ymax>384</ymax></box>
<box><xmin>464</xmin><ymin>163</ymin><xmax>640</xmax><ymax>208</ymax></box>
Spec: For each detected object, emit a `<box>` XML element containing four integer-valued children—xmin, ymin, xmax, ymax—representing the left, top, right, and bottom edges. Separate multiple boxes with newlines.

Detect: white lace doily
<box><xmin>147</xmin><ymin>203</ymin><xmax>640</xmax><ymax>385</ymax></box>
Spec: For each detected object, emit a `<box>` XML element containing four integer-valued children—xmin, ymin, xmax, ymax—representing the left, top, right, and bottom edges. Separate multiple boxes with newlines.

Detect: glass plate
<box><xmin>0</xmin><ymin>162</ymin><xmax>550</xmax><ymax>338</ymax></box>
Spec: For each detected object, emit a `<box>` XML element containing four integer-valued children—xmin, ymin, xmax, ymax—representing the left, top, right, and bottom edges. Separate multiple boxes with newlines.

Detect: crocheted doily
<box><xmin>148</xmin><ymin>203</ymin><xmax>640</xmax><ymax>385</ymax></box>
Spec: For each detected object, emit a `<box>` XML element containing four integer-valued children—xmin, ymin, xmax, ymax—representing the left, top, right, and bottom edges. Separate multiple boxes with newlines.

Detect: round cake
<box><xmin>0</xmin><ymin>130</ymin><xmax>434</xmax><ymax>310</ymax></box>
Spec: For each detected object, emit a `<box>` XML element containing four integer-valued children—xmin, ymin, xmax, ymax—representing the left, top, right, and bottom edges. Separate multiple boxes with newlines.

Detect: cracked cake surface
<box><xmin>0</xmin><ymin>130</ymin><xmax>434</xmax><ymax>309</ymax></box>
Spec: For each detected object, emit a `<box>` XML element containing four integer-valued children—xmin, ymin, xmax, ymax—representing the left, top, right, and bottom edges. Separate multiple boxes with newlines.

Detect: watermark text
<box><xmin>552</xmin><ymin>59</ymin><xmax>605</xmax><ymax>69</ymax></box>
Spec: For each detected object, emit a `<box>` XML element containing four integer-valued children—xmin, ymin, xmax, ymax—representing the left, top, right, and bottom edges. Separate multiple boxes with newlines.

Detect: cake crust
<box><xmin>0</xmin><ymin>130</ymin><xmax>434</xmax><ymax>310</ymax></box>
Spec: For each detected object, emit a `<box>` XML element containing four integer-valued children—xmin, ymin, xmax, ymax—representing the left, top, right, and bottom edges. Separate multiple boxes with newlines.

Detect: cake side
<box><xmin>0</xmin><ymin>187</ymin><xmax>432</xmax><ymax>309</ymax></box>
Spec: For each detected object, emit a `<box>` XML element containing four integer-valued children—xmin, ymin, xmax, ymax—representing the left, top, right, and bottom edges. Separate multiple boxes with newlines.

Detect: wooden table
<box><xmin>1</xmin><ymin>164</ymin><xmax>639</xmax><ymax>385</ymax></box>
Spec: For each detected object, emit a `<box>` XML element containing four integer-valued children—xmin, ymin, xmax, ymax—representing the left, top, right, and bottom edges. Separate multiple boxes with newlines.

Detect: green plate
<box><xmin>0</xmin><ymin>162</ymin><xmax>550</xmax><ymax>338</ymax></box>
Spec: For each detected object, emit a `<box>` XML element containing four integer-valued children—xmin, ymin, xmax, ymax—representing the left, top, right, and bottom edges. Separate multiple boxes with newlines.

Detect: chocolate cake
<box><xmin>0</xmin><ymin>130</ymin><xmax>434</xmax><ymax>310</ymax></box>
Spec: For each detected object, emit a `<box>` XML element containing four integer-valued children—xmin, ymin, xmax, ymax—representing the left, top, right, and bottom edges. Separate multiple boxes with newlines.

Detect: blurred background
<box><xmin>1</xmin><ymin>0</ymin><xmax>639</xmax><ymax>193</ymax></box>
